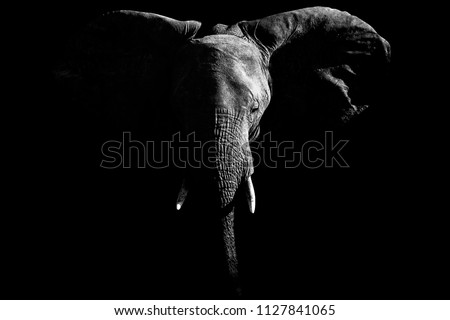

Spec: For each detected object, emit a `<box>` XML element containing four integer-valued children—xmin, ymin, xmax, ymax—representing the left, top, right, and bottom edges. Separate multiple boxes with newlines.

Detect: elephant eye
<box><xmin>250</xmin><ymin>101</ymin><xmax>260</xmax><ymax>113</ymax></box>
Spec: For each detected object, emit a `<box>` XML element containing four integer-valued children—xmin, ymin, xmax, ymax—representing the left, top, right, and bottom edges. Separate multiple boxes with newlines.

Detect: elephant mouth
<box><xmin>175</xmin><ymin>173</ymin><xmax>256</xmax><ymax>215</ymax></box>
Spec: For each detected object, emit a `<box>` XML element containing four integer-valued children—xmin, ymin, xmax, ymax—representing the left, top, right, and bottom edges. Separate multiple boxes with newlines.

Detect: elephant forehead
<box><xmin>194</xmin><ymin>35</ymin><xmax>262</xmax><ymax>59</ymax></box>
<box><xmin>191</xmin><ymin>35</ymin><xmax>266</xmax><ymax>76</ymax></box>
<box><xmin>174</xmin><ymin>35</ymin><xmax>270</xmax><ymax>108</ymax></box>
<box><xmin>197</xmin><ymin>35</ymin><xmax>268</xmax><ymax>99</ymax></box>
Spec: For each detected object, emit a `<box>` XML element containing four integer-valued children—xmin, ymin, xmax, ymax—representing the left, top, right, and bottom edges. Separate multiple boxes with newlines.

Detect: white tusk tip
<box><xmin>176</xmin><ymin>178</ymin><xmax>188</xmax><ymax>211</ymax></box>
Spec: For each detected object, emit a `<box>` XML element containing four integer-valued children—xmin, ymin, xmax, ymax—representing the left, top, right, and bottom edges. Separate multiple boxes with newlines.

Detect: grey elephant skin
<box><xmin>54</xmin><ymin>6</ymin><xmax>390</xmax><ymax>298</ymax></box>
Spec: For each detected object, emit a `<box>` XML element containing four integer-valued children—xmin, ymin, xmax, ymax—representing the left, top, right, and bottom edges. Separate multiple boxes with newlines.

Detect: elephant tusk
<box><xmin>176</xmin><ymin>178</ymin><xmax>188</xmax><ymax>210</ymax></box>
<box><xmin>246</xmin><ymin>177</ymin><xmax>256</xmax><ymax>214</ymax></box>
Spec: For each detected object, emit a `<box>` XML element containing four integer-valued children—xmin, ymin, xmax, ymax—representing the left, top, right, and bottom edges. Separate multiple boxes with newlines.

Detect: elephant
<box><xmin>54</xmin><ymin>6</ymin><xmax>390</xmax><ymax>297</ymax></box>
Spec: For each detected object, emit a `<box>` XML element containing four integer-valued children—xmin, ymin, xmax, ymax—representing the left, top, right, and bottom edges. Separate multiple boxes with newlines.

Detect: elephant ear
<box><xmin>54</xmin><ymin>10</ymin><xmax>201</xmax><ymax>138</ymax></box>
<box><xmin>238</xmin><ymin>6</ymin><xmax>391</xmax><ymax>131</ymax></box>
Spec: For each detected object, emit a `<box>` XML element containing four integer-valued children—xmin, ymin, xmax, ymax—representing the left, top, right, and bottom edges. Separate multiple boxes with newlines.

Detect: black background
<box><xmin>6</xmin><ymin>1</ymin><xmax>447</xmax><ymax>299</ymax></box>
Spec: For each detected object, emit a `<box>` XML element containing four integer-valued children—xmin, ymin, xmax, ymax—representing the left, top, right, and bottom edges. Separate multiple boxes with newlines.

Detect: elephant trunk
<box><xmin>213</xmin><ymin>109</ymin><xmax>252</xmax><ymax>296</ymax></box>
<box><xmin>176</xmin><ymin>109</ymin><xmax>253</xmax><ymax>296</ymax></box>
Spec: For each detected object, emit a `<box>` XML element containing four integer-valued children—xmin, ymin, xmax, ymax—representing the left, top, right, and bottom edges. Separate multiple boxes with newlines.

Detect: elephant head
<box><xmin>55</xmin><ymin>7</ymin><xmax>390</xmax><ymax>297</ymax></box>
